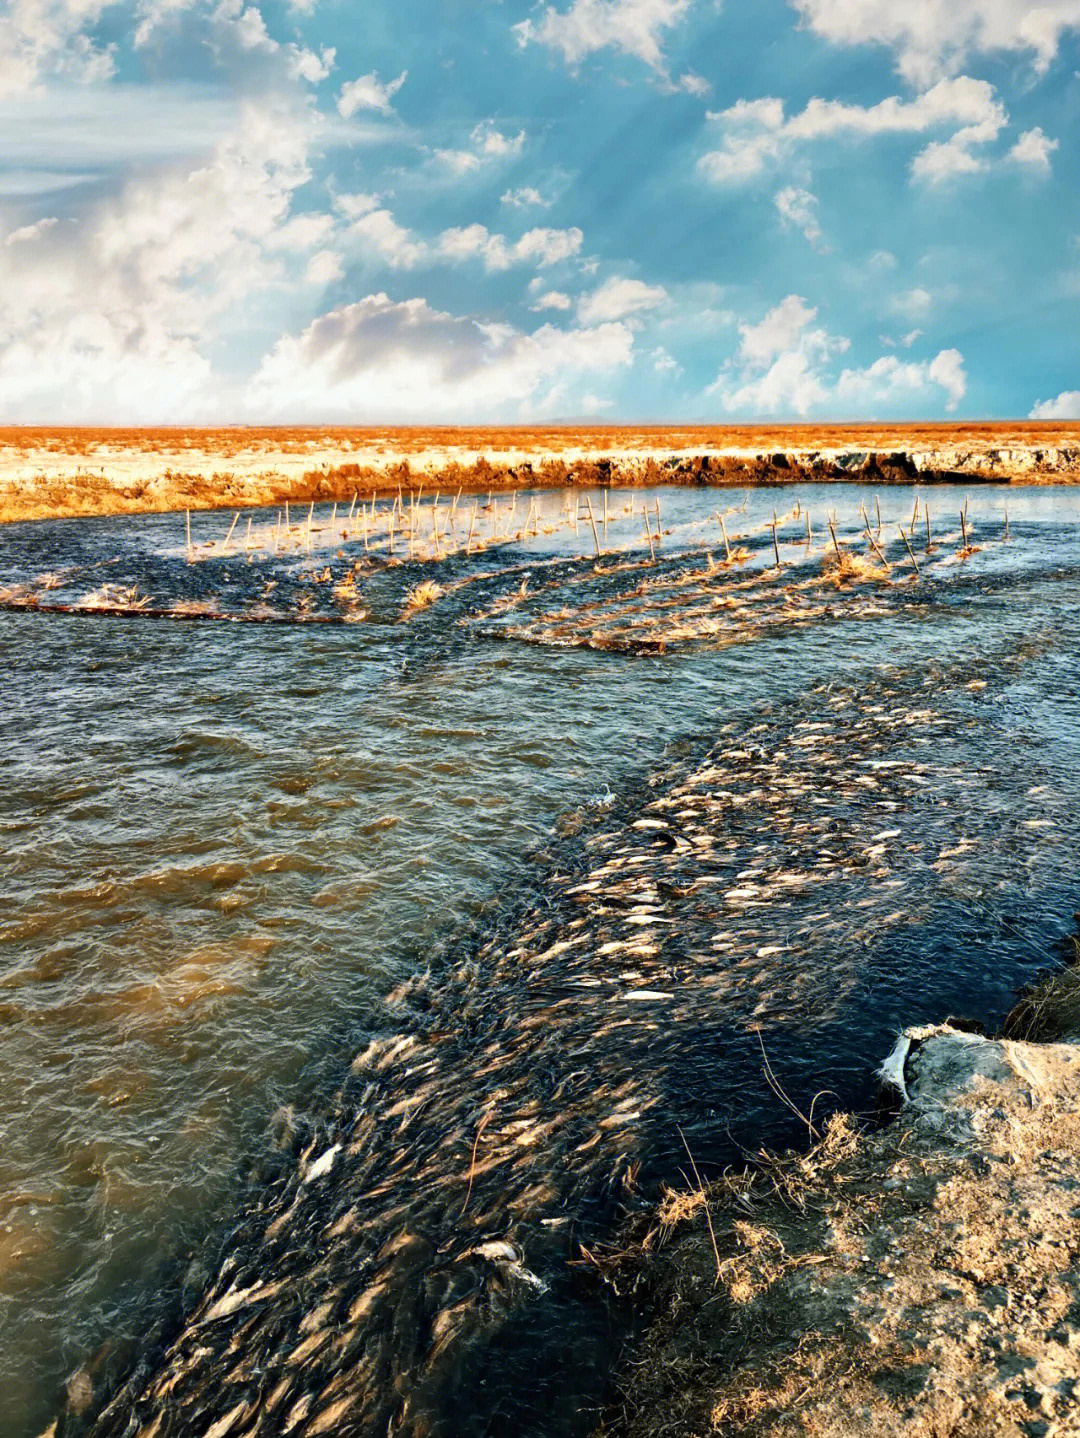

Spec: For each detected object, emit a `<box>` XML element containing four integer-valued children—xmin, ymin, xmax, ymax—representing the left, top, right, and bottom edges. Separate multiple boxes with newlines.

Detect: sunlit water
<box><xmin>1</xmin><ymin>484</ymin><xmax>1079</xmax><ymax>1434</ymax></box>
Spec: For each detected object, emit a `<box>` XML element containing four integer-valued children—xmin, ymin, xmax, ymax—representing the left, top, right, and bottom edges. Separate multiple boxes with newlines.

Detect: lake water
<box><xmin>1</xmin><ymin>483</ymin><xmax>1079</xmax><ymax>1434</ymax></box>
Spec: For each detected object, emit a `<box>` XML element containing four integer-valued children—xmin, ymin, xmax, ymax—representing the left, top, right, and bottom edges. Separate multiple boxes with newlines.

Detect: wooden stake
<box><xmin>185</xmin><ymin>508</ymin><xmax>192</xmax><ymax>561</ymax></box>
<box><xmin>771</xmin><ymin>516</ymin><xmax>780</xmax><ymax>568</ymax></box>
<box><xmin>222</xmin><ymin>511</ymin><xmax>240</xmax><ymax>554</ymax></box>
<box><xmin>585</xmin><ymin>495</ymin><xmax>601</xmax><ymax>558</ymax></box>
<box><xmin>875</xmin><ymin>494</ymin><xmax>882</xmax><ymax>534</ymax></box>
<box><xmin>805</xmin><ymin>509</ymin><xmax>811</xmax><ymax>542</ymax></box>
<box><xmin>718</xmin><ymin>513</ymin><xmax>731</xmax><ymax>561</ymax></box>
<box><xmin>910</xmin><ymin>495</ymin><xmax>919</xmax><ymax>531</ymax></box>
<box><xmin>899</xmin><ymin>525</ymin><xmax>919</xmax><ymax>575</ymax></box>
<box><xmin>285</xmin><ymin>500</ymin><xmax>290</xmax><ymax>530</ymax></box>
<box><xmin>644</xmin><ymin>504</ymin><xmax>656</xmax><ymax>562</ymax></box>
<box><xmin>960</xmin><ymin>509</ymin><xmax>968</xmax><ymax>549</ymax></box>
<box><xmin>829</xmin><ymin>520</ymin><xmax>842</xmax><ymax>561</ymax></box>
<box><xmin>1004</xmin><ymin>506</ymin><xmax>1010</xmax><ymax>541</ymax></box>
<box><xmin>467</xmin><ymin>503</ymin><xmax>477</xmax><ymax>555</ymax></box>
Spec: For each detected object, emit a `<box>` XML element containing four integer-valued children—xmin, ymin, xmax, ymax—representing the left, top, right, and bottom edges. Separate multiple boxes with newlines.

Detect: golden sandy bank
<box><xmin>3</xmin><ymin>424</ymin><xmax>1080</xmax><ymax>525</ymax></box>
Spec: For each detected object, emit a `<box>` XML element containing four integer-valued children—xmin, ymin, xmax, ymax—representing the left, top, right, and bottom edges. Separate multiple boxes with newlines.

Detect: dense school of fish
<box><xmin>68</xmin><ymin>650</ymin><xmax>1052</xmax><ymax>1438</ymax></box>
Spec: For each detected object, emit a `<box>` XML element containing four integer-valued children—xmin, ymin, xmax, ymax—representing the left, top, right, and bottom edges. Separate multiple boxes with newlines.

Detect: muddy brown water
<box><xmin>1</xmin><ymin>484</ymin><xmax>1079</xmax><ymax>1435</ymax></box>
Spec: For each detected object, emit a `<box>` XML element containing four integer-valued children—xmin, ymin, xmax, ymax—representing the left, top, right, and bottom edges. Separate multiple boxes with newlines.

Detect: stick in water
<box><xmin>185</xmin><ymin>508</ymin><xmax>192</xmax><ymax>561</ymax></box>
<box><xmin>585</xmin><ymin>495</ymin><xmax>601</xmax><ymax>558</ymax></box>
<box><xmin>899</xmin><ymin>525</ymin><xmax>920</xmax><ymax>575</ymax></box>
<box><xmin>718</xmin><ymin>513</ymin><xmax>731</xmax><ymax>561</ymax></box>
<box><xmin>222</xmin><ymin>511</ymin><xmax>240</xmax><ymax>555</ymax></box>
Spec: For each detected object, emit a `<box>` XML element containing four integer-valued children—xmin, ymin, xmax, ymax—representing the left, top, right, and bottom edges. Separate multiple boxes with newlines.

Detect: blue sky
<box><xmin>1</xmin><ymin>0</ymin><xmax>1078</xmax><ymax>422</ymax></box>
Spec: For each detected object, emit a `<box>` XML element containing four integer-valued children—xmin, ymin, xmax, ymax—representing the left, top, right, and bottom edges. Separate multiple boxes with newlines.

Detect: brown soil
<box><xmin>598</xmin><ymin>967</ymin><xmax>1080</xmax><ymax>1438</ymax></box>
<box><xmin>3</xmin><ymin>424</ymin><xmax>1080</xmax><ymax>526</ymax></box>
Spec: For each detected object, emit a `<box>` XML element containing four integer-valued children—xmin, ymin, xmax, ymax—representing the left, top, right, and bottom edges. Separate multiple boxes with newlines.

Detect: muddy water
<box><xmin>1</xmin><ymin>484</ymin><xmax>1079</xmax><ymax>1435</ymax></box>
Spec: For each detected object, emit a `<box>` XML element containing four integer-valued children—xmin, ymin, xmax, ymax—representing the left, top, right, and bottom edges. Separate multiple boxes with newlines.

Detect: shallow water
<box><xmin>1</xmin><ymin>483</ymin><xmax>1079</xmax><ymax>1434</ymax></box>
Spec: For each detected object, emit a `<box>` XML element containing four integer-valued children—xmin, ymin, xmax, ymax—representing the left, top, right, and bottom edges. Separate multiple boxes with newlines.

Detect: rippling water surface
<box><xmin>1</xmin><ymin>483</ymin><xmax>1079</xmax><ymax>1434</ymax></box>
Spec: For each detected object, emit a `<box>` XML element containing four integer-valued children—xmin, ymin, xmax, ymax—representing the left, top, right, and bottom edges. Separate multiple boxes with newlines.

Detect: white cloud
<box><xmin>433</xmin><ymin>148</ymin><xmax>482</xmax><ymax>174</ymax></box>
<box><xmin>502</xmin><ymin>186</ymin><xmax>552</xmax><ymax>208</ymax></box>
<box><xmin>514</xmin><ymin>0</ymin><xmax>691</xmax><ymax>75</ymax></box>
<box><xmin>0</xmin><ymin>0</ymin><xmax>116</xmax><ymax>95</ymax></box>
<box><xmin>304</xmin><ymin>249</ymin><xmax>343</xmax><ymax>285</ymax></box>
<box><xmin>651</xmin><ymin>345</ymin><xmax>682</xmax><ymax>375</ymax></box>
<box><xmin>471</xmin><ymin>120</ymin><xmax>526</xmax><ymax>156</ymax></box>
<box><xmin>435</xmin><ymin>121</ymin><xmax>526</xmax><ymax>173</ymax></box>
<box><xmin>0</xmin><ymin>99</ymin><xmax>319</xmax><ymax>421</ymax></box>
<box><xmin>6</xmin><ymin>215</ymin><xmax>58</xmax><ymax>243</ymax></box>
<box><xmin>774</xmin><ymin>185</ymin><xmax>822</xmax><ymax>244</ymax></box>
<box><xmin>437</xmin><ymin>223</ymin><xmax>583</xmax><ymax>270</ymax></box>
<box><xmin>791</xmin><ymin>0</ymin><xmax>1080</xmax><ymax>85</ymax></box>
<box><xmin>577</xmin><ymin>275</ymin><xmax>668</xmax><ymax>323</ymax></box>
<box><xmin>1030</xmin><ymin>389</ymin><xmax>1080</xmax><ymax>418</ymax></box>
<box><xmin>531</xmin><ymin>290</ymin><xmax>573</xmax><ymax>310</ymax></box>
<box><xmin>1009</xmin><ymin>126</ymin><xmax>1059</xmax><ymax>174</ymax></box>
<box><xmin>349</xmin><ymin>208</ymin><xmax>426</xmax><ymax>268</ymax></box>
<box><xmin>289</xmin><ymin>44</ymin><xmax>335</xmax><ymax>83</ymax></box>
<box><xmin>247</xmin><ymin>291</ymin><xmax>634</xmax><ymax>420</ymax></box>
<box><xmin>337</xmin><ymin>68</ymin><xmax>406</xmax><ymax>118</ymax></box>
<box><xmin>711</xmin><ymin>293</ymin><xmax>966</xmax><ymax>416</ymax></box>
<box><xmin>333</xmin><ymin>191</ymin><xmax>380</xmax><ymax>220</ymax></box>
<box><xmin>701</xmin><ymin>77</ymin><xmax>1007</xmax><ymax>186</ymax></box>
<box><xmin>889</xmin><ymin>287</ymin><xmax>933</xmax><ymax>319</ymax></box>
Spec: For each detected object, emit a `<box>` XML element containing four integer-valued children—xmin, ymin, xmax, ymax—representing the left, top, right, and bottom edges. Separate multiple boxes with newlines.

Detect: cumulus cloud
<box><xmin>790</xmin><ymin>0</ymin><xmax>1080</xmax><ymax>86</ymax></box>
<box><xmin>774</xmin><ymin>186</ymin><xmax>822</xmax><ymax>244</ymax></box>
<box><xmin>531</xmin><ymin>290</ymin><xmax>573</xmax><ymax>310</ymax></box>
<box><xmin>710</xmin><ymin>293</ymin><xmax>966</xmax><ymax>416</ymax></box>
<box><xmin>304</xmin><ymin>248</ymin><xmax>343</xmax><ymax>285</ymax></box>
<box><xmin>0</xmin><ymin>0</ymin><xmax>116</xmax><ymax>95</ymax></box>
<box><xmin>1008</xmin><ymin>126</ymin><xmax>1059</xmax><ymax>174</ymax></box>
<box><xmin>434</xmin><ymin>121</ymin><xmax>526</xmax><ymax>173</ymax></box>
<box><xmin>437</xmin><ymin>223</ymin><xmax>583</xmax><ymax>270</ymax></box>
<box><xmin>247</xmin><ymin>291</ymin><xmax>634</xmax><ymax>420</ymax></box>
<box><xmin>701</xmin><ymin>77</ymin><xmax>1008</xmax><ymax>186</ymax></box>
<box><xmin>6</xmin><ymin>215</ymin><xmax>58</xmax><ymax>243</ymax></box>
<box><xmin>502</xmin><ymin>186</ymin><xmax>552</xmax><ymax>208</ymax></box>
<box><xmin>577</xmin><ymin>275</ymin><xmax>668</xmax><ymax>323</ymax></box>
<box><xmin>1030</xmin><ymin>390</ymin><xmax>1080</xmax><ymax>418</ymax></box>
<box><xmin>514</xmin><ymin>0</ymin><xmax>691</xmax><ymax>75</ymax></box>
<box><xmin>0</xmin><ymin>98</ymin><xmax>321</xmax><ymax>421</ymax></box>
<box><xmin>349</xmin><ymin>208</ymin><xmax>426</xmax><ymax>268</ymax></box>
<box><xmin>337</xmin><ymin>68</ymin><xmax>406</xmax><ymax>118</ymax></box>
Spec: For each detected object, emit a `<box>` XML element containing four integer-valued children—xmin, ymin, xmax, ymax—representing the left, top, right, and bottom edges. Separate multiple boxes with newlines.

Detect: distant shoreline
<box><xmin>2</xmin><ymin>424</ymin><xmax>1079</xmax><ymax>524</ymax></box>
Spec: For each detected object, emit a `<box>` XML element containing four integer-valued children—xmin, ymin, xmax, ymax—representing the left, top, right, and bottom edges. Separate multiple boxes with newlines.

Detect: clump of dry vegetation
<box><xmin>599</xmin><ymin>954</ymin><xmax>1080</xmax><ymax>1438</ymax></box>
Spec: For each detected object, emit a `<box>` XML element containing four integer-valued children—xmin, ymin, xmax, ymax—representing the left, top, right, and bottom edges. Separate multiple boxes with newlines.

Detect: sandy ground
<box><xmin>3</xmin><ymin>425</ymin><xmax>1080</xmax><ymax>524</ymax></box>
<box><xmin>601</xmin><ymin>967</ymin><xmax>1080</xmax><ymax>1438</ymax></box>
